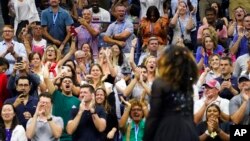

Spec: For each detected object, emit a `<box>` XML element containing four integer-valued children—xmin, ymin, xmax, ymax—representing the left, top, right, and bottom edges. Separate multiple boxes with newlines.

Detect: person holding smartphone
<box><xmin>0</xmin><ymin>25</ymin><xmax>27</xmax><ymax>75</ymax></box>
<box><xmin>4</xmin><ymin>76</ymin><xmax>38</xmax><ymax>129</ymax></box>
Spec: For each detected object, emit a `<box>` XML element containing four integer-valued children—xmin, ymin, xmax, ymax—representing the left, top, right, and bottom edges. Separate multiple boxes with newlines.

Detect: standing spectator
<box><xmin>4</xmin><ymin>76</ymin><xmax>38</xmax><ymax>128</ymax></box>
<box><xmin>95</xmin><ymin>88</ymin><xmax>118</xmax><ymax>141</ymax></box>
<box><xmin>22</xmin><ymin>22</ymin><xmax>47</xmax><ymax>56</ymax></box>
<box><xmin>233</xmin><ymin>45</ymin><xmax>250</xmax><ymax>77</ymax></box>
<box><xmin>103</xmin><ymin>4</ymin><xmax>134</xmax><ymax>54</ymax></box>
<box><xmin>0</xmin><ymin>25</ymin><xmax>27</xmax><ymax>75</ymax></box>
<box><xmin>139</xmin><ymin>0</ymin><xmax>164</xmax><ymax>19</ymax></box>
<box><xmin>9</xmin><ymin>0</ymin><xmax>40</xmax><ymax>42</ymax></box>
<box><xmin>229</xmin><ymin>0</ymin><xmax>250</xmax><ymax>20</ymax></box>
<box><xmin>26</xmin><ymin>92</ymin><xmax>64</xmax><ymax>140</ymax></box>
<box><xmin>7</xmin><ymin>57</ymin><xmax>46</xmax><ymax>97</ymax></box>
<box><xmin>0</xmin><ymin>103</ymin><xmax>27</xmax><ymax>141</ymax></box>
<box><xmin>170</xmin><ymin>1</ymin><xmax>195</xmax><ymax>50</ymax></box>
<box><xmin>144</xmin><ymin>46</ymin><xmax>199</xmax><ymax>141</ymax></box>
<box><xmin>89</xmin><ymin>0</ymin><xmax>111</xmax><ymax>31</ymax></box>
<box><xmin>230</xmin><ymin>14</ymin><xmax>250</xmax><ymax>58</ymax></box>
<box><xmin>196</xmin><ymin>104</ymin><xmax>230</xmax><ymax>141</ymax></box>
<box><xmin>196</xmin><ymin>35</ymin><xmax>224</xmax><ymax>70</ymax></box>
<box><xmin>66</xmin><ymin>84</ymin><xmax>107</xmax><ymax>141</ymax></box>
<box><xmin>229</xmin><ymin>74</ymin><xmax>250</xmax><ymax>125</ymax></box>
<box><xmin>138</xmin><ymin>6</ymin><xmax>169</xmax><ymax>47</ymax></box>
<box><xmin>41</xmin><ymin>0</ymin><xmax>73</xmax><ymax>54</ymax></box>
<box><xmin>119</xmin><ymin>98</ymin><xmax>148</xmax><ymax>141</ymax></box>
<box><xmin>43</xmin><ymin>64</ymin><xmax>80</xmax><ymax>141</ymax></box>
<box><xmin>0</xmin><ymin>57</ymin><xmax>10</xmax><ymax>109</ymax></box>
<box><xmin>197</xmin><ymin>8</ymin><xmax>228</xmax><ymax>48</ymax></box>
<box><xmin>1</xmin><ymin>0</ymin><xmax>11</xmax><ymax>25</ymax></box>
<box><xmin>194</xmin><ymin>79</ymin><xmax>230</xmax><ymax>124</ymax></box>
<box><xmin>228</xmin><ymin>6</ymin><xmax>246</xmax><ymax>37</ymax></box>
<box><xmin>216</xmin><ymin>57</ymin><xmax>239</xmax><ymax>100</ymax></box>
<box><xmin>76</xmin><ymin>9</ymin><xmax>100</xmax><ymax>58</ymax></box>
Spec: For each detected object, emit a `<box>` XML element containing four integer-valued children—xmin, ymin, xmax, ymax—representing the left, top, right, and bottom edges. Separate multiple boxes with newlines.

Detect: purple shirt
<box><xmin>196</xmin><ymin>45</ymin><xmax>225</xmax><ymax>67</ymax></box>
<box><xmin>75</xmin><ymin>24</ymin><xmax>100</xmax><ymax>57</ymax></box>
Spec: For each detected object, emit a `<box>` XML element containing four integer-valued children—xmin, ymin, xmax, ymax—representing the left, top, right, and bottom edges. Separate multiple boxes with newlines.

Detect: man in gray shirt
<box><xmin>229</xmin><ymin>74</ymin><xmax>250</xmax><ymax>125</ymax></box>
<box><xmin>26</xmin><ymin>92</ymin><xmax>64</xmax><ymax>141</ymax></box>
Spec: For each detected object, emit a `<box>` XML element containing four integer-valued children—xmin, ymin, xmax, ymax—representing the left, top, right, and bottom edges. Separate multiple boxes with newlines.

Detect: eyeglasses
<box><xmin>3</xmin><ymin>30</ymin><xmax>13</xmax><ymax>33</ymax></box>
<box><xmin>47</xmin><ymin>49</ymin><xmax>55</xmax><ymax>52</ymax></box>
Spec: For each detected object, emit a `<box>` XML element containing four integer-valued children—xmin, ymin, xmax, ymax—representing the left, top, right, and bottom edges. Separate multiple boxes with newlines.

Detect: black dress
<box><xmin>144</xmin><ymin>78</ymin><xmax>199</xmax><ymax>141</ymax></box>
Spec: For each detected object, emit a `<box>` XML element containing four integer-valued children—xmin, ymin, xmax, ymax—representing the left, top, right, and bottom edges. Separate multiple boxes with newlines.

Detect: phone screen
<box><xmin>17</xmin><ymin>57</ymin><xmax>22</xmax><ymax>63</ymax></box>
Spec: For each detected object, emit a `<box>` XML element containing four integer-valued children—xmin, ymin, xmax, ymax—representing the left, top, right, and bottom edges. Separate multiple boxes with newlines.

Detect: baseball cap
<box><xmin>238</xmin><ymin>74</ymin><xmax>249</xmax><ymax>83</ymax></box>
<box><xmin>203</xmin><ymin>79</ymin><xmax>221</xmax><ymax>90</ymax></box>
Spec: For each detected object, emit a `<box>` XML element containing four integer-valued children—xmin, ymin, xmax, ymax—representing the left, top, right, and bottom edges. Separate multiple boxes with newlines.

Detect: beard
<box><xmin>92</xmin><ymin>7</ymin><xmax>100</xmax><ymax>13</ymax></box>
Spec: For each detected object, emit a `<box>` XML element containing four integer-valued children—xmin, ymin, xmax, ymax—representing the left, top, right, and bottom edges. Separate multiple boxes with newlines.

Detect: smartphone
<box><xmin>70</xmin><ymin>26</ymin><xmax>77</xmax><ymax>36</ymax></box>
<box><xmin>17</xmin><ymin>57</ymin><xmax>22</xmax><ymax>63</ymax></box>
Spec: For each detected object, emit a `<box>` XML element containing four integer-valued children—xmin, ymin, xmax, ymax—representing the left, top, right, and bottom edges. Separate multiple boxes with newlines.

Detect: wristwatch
<box><xmin>47</xmin><ymin>117</ymin><xmax>53</xmax><ymax>121</ymax></box>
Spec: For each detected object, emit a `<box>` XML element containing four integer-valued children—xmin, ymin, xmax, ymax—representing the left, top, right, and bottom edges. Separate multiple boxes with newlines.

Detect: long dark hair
<box><xmin>0</xmin><ymin>103</ymin><xmax>19</xmax><ymax>140</ymax></box>
<box><xmin>95</xmin><ymin>88</ymin><xmax>111</xmax><ymax>113</ymax></box>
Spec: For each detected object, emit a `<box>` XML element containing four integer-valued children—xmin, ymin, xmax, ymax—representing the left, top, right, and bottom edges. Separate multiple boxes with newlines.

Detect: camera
<box><xmin>215</xmin><ymin>19</ymin><xmax>225</xmax><ymax>31</ymax></box>
<box><xmin>121</xmin><ymin>66</ymin><xmax>131</xmax><ymax>75</ymax></box>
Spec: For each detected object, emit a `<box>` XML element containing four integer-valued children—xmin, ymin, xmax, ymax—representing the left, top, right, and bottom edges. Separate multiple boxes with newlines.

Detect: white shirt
<box><xmin>194</xmin><ymin>96</ymin><xmax>229</xmax><ymax>121</ymax></box>
<box><xmin>89</xmin><ymin>7</ymin><xmax>111</xmax><ymax>22</ymax></box>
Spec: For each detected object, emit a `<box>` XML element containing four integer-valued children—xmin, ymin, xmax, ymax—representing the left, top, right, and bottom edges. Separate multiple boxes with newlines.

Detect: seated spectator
<box><xmin>66</xmin><ymin>84</ymin><xmax>106</xmax><ymax>141</ymax></box>
<box><xmin>4</xmin><ymin>76</ymin><xmax>38</xmax><ymax>128</ymax></box>
<box><xmin>26</xmin><ymin>92</ymin><xmax>63</xmax><ymax>140</ymax></box>
<box><xmin>230</xmin><ymin>14</ymin><xmax>250</xmax><ymax>58</ymax></box>
<box><xmin>119</xmin><ymin>98</ymin><xmax>148</xmax><ymax>141</ymax></box>
<box><xmin>0</xmin><ymin>103</ymin><xmax>27</xmax><ymax>141</ymax></box>
<box><xmin>0</xmin><ymin>25</ymin><xmax>27</xmax><ymax>75</ymax></box>
<box><xmin>196</xmin><ymin>35</ymin><xmax>224</xmax><ymax>70</ymax></box>
<box><xmin>0</xmin><ymin>57</ymin><xmax>10</xmax><ymax>109</ymax></box>
<box><xmin>196</xmin><ymin>104</ymin><xmax>230</xmax><ymax>141</ymax></box>
<box><xmin>138</xmin><ymin>5</ymin><xmax>169</xmax><ymax>47</ymax></box>
<box><xmin>76</xmin><ymin>9</ymin><xmax>100</xmax><ymax>58</ymax></box>
<box><xmin>194</xmin><ymin>79</ymin><xmax>229</xmax><ymax>124</ymax></box>
<box><xmin>229</xmin><ymin>74</ymin><xmax>250</xmax><ymax>125</ymax></box>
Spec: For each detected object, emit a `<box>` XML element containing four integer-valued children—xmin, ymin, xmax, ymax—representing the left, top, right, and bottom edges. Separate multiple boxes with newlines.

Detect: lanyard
<box><xmin>135</xmin><ymin>125</ymin><xmax>139</xmax><ymax>141</ymax></box>
<box><xmin>53</xmin><ymin>12</ymin><xmax>58</xmax><ymax>25</ymax></box>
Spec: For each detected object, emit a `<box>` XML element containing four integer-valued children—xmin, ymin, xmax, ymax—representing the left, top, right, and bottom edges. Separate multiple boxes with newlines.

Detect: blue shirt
<box><xmin>105</xmin><ymin>19</ymin><xmax>134</xmax><ymax>53</ymax></box>
<box><xmin>0</xmin><ymin>40</ymin><xmax>27</xmax><ymax>75</ymax></box>
<box><xmin>41</xmin><ymin>7</ymin><xmax>73</xmax><ymax>42</ymax></box>
<box><xmin>231</xmin><ymin>35</ymin><xmax>249</xmax><ymax>58</ymax></box>
<box><xmin>4</xmin><ymin>96</ymin><xmax>38</xmax><ymax>128</ymax></box>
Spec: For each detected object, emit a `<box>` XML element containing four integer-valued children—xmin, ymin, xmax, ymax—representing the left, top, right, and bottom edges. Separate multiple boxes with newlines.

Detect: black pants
<box><xmin>1</xmin><ymin>0</ymin><xmax>11</xmax><ymax>25</ymax></box>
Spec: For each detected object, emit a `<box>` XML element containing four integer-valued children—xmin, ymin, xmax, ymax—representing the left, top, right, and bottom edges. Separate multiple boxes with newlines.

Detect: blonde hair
<box><xmin>42</xmin><ymin>45</ymin><xmax>61</xmax><ymax>63</ymax></box>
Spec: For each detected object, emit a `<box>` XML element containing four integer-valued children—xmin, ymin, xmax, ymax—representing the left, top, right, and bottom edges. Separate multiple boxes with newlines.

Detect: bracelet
<box><xmin>216</xmin><ymin>128</ymin><xmax>221</xmax><ymax>134</ymax></box>
<box><xmin>205</xmin><ymin>130</ymin><xmax>210</xmax><ymax>136</ymax></box>
<box><xmin>47</xmin><ymin>117</ymin><xmax>53</xmax><ymax>121</ymax></box>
